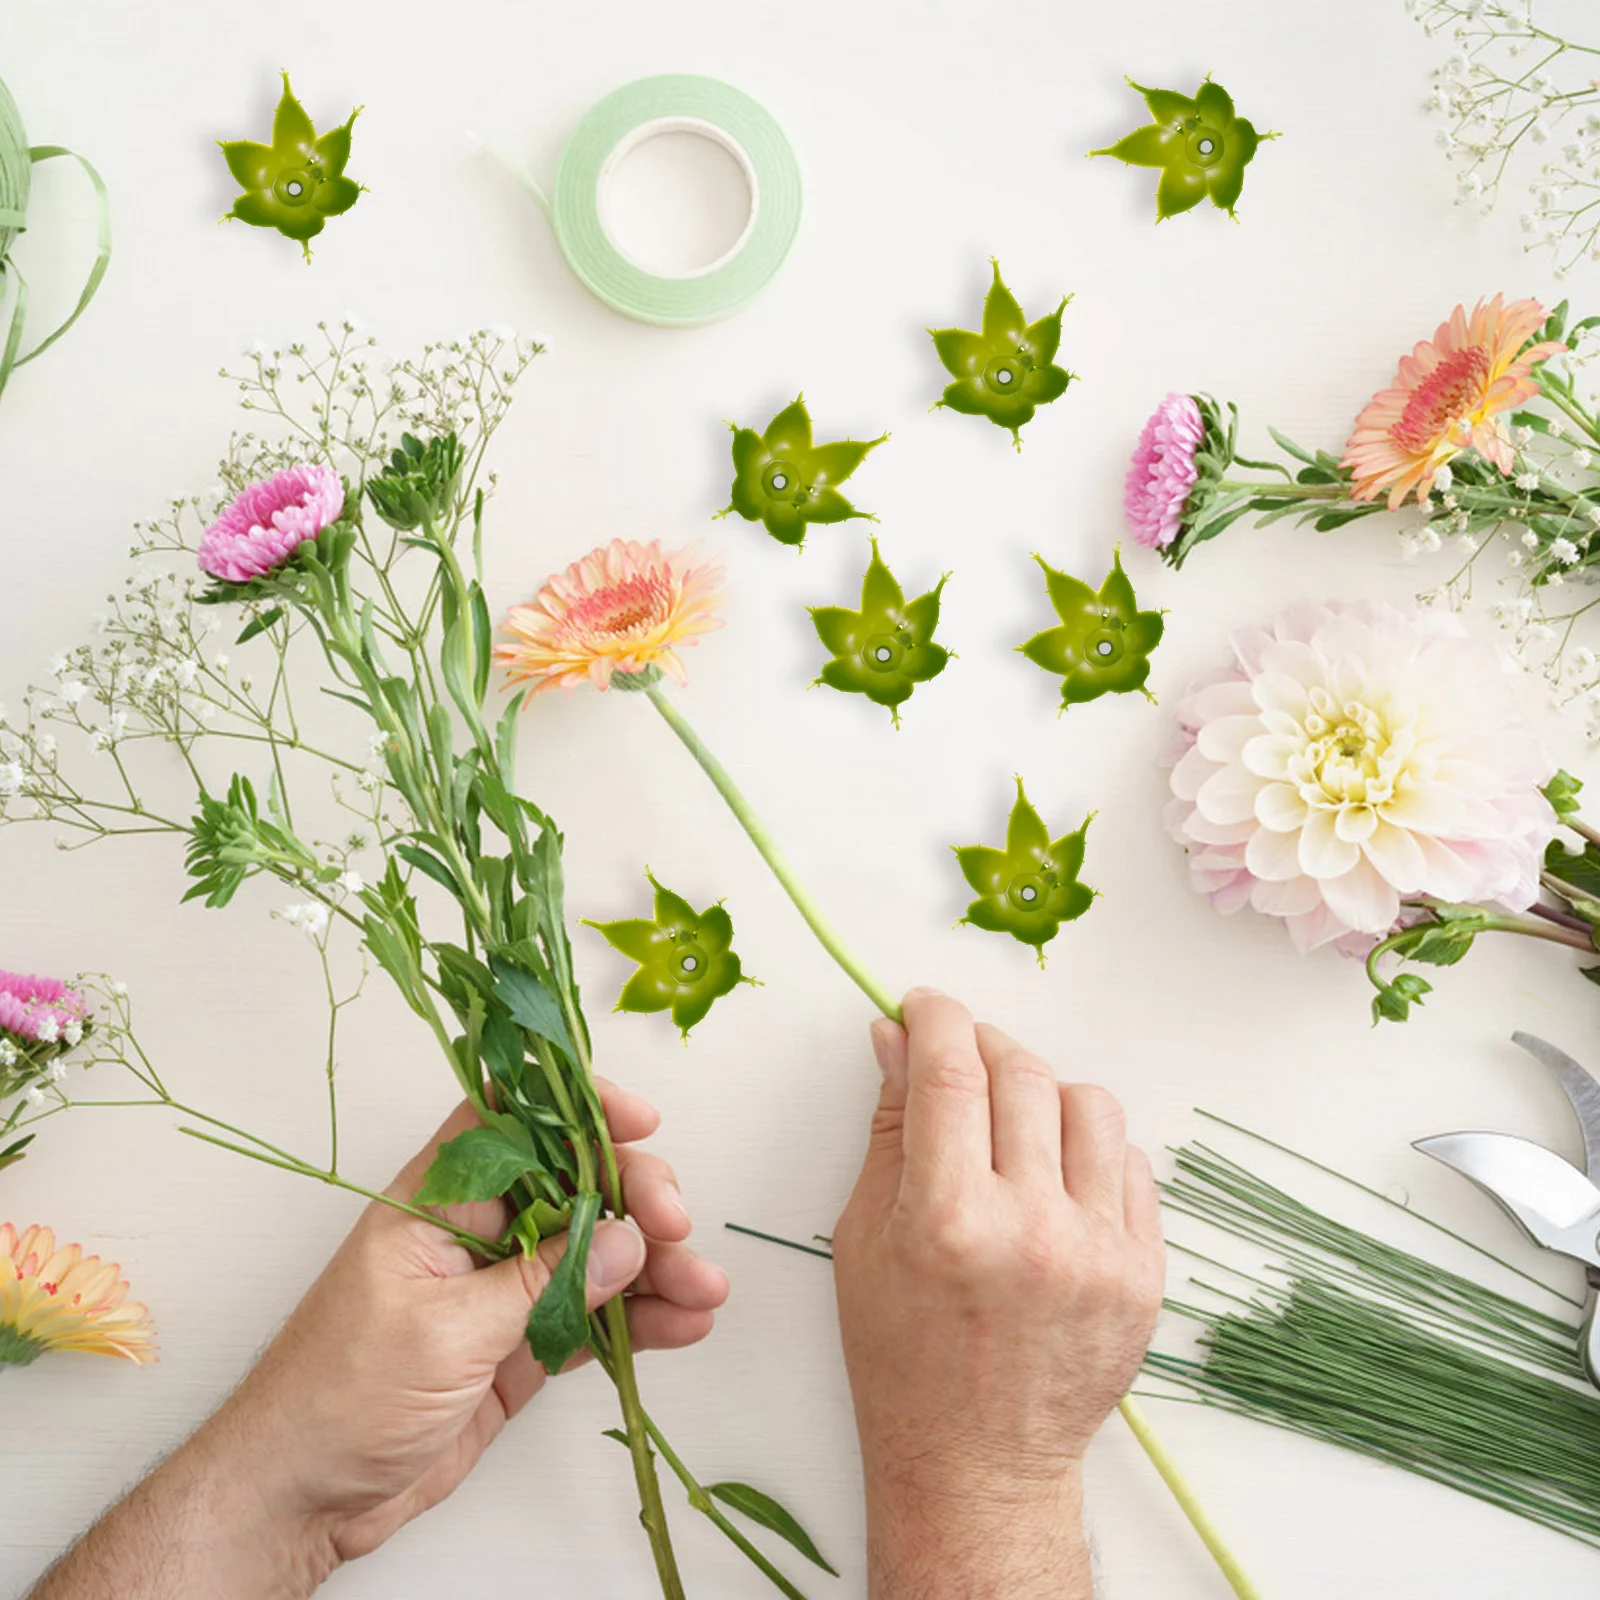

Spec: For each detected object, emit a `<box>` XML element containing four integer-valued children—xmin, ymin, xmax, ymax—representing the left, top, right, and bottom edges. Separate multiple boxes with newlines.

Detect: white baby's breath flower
<box><xmin>1574</xmin><ymin>449</ymin><xmax>1594</xmax><ymax>470</ymax></box>
<box><xmin>33</xmin><ymin>1017</ymin><xmax>59</xmax><ymax>1045</ymax></box>
<box><xmin>23</xmin><ymin>1084</ymin><xmax>46</xmax><ymax>1108</ymax></box>
<box><xmin>58</xmin><ymin>680</ymin><xmax>88</xmax><ymax>707</ymax></box>
<box><xmin>61</xmin><ymin>1020</ymin><xmax>83</xmax><ymax>1048</ymax></box>
<box><xmin>1515</xmin><ymin>471</ymin><xmax>1541</xmax><ymax>491</ymax></box>
<box><xmin>336</xmin><ymin>870</ymin><xmax>365</xmax><ymax>897</ymax></box>
<box><xmin>1551</xmin><ymin>537</ymin><xmax>1580</xmax><ymax>564</ymax></box>
<box><xmin>1521</xmin><ymin>529</ymin><xmax>1540</xmax><ymax>549</ymax></box>
<box><xmin>280</xmin><ymin>903</ymin><xmax>331</xmax><ymax>940</ymax></box>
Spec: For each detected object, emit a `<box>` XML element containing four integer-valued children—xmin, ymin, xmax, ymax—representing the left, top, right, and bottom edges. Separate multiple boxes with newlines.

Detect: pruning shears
<box><xmin>1415</xmin><ymin>1032</ymin><xmax>1600</xmax><ymax>1386</ymax></box>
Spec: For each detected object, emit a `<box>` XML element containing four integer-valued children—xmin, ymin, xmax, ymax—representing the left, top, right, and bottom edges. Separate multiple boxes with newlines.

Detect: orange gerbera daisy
<box><xmin>497</xmin><ymin>539</ymin><xmax>726</xmax><ymax>693</ymax></box>
<box><xmin>1341</xmin><ymin>295</ymin><xmax>1565</xmax><ymax>510</ymax></box>
<box><xmin>0</xmin><ymin>1223</ymin><xmax>157</xmax><ymax>1366</ymax></box>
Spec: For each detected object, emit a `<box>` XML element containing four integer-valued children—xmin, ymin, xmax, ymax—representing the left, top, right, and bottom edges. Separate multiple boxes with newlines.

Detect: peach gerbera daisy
<box><xmin>0</xmin><ymin>1223</ymin><xmax>157</xmax><ymax>1367</ymax></box>
<box><xmin>497</xmin><ymin>539</ymin><xmax>726</xmax><ymax>693</ymax></box>
<box><xmin>1341</xmin><ymin>295</ymin><xmax>1565</xmax><ymax>510</ymax></box>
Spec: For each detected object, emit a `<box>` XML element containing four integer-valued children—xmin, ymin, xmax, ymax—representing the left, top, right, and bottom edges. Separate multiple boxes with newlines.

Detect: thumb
<box><xmin>456</xmin><ymin>1218</ymin><xmax>648</xmax><ymax>1361</ymax></box>
<box><xmin>849</xmin><ymin>1016</ymin><xmax>910</xmax><ymax>1216</ymax></box>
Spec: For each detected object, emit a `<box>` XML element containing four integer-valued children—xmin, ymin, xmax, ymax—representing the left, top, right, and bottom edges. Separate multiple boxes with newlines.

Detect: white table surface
<box><xmin>6</xmin><ymin>1</ymin><xmax>1600</xmax><ymax>1595</ymax></box>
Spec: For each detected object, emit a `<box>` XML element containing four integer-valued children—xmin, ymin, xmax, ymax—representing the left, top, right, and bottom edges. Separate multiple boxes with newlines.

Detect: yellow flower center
<box><xmin>1291</xmin><ymin>689</ymin><xmax>1403</xmax><ymax>809</ymax></box>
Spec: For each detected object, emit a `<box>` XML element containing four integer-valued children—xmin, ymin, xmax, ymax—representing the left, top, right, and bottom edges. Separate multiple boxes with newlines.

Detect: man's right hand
<box><xmin>832</xmin><ymin>989</ymin><xmax>1165</xmax><ymax>1600</ymax></box>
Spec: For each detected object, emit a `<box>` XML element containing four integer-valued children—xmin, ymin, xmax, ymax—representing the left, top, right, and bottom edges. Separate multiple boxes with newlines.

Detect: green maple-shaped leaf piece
<box><xmin>809</xmin><ymin>540</ymin><xmax>952</xmax><ymax>727</ymax></box>
<box><xmin>930</xmin><ymin>261</ymin><xmax>1074</xmax><ymax>450</ymax></box>
<box><xmin>1089</xmin><ymin>76</ymin><xmax>1276</xmax><ymax>222</ymax></box>
<box><xmin>953</xmin><ymin>779</ymin><xmax>1096</xmax><ymax>965</ymax></box>
<box><xmin>1020</xmin><ymin>546</ymin><xmax>1164</xmax><ymax>709</ymax></box>
<box><xmin>219</xmin><ymin>71</ymin><xmax>365</xmax><ymax>261</ymax></box>
<box><xmin>718</xmin><ymin>395</ymin><xmax>888</xmax><ymax>548</ymax></box>
<box><xmin>585</xmin><ymin>875</ymin><xmax>758</xmax><ymax>1040</ymax></box>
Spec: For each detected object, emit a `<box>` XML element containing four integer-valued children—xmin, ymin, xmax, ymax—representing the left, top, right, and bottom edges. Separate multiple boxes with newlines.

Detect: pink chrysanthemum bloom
<box><xmin>0</xmin><ymin>971</ymin><xmax>87</xmax><ymax>1044</ymax></box>
<box><xmin>1165</xmin><ymin>601</ymin><xmax>1556</xmax><ymax>954</ymax></box>
<box><xmin>496</xmin><ymin>539</ymin><xmax>726</xmax><ymax>693</ymax></box>
<box><xmin>196</xmin><ymin>465</ymin><xmax>345</xmax><ymax>583</ymax></box>
<box><xmin>1341</xmin><ymin>296</ymin><xmax>1565</xmax><ymax>510</ymax></box>
<box><xmin>0</xmin><ymin>1224</ymin><xmax>156</xmax><ymax>1367</ymax></box>
<box><xmin>1125</xmin><ymin>393</ymin><xmax>1204</xmax><ymax>549</ymax></box>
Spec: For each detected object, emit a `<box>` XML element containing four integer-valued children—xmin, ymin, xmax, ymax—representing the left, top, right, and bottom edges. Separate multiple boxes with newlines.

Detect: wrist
<box><xmin>866</xmin><ymin>1460</ymin><xmax>1089</xmax><ymax>1600</ymax></box>
<box><xmin>175</xmin><ymin>1404</ymin><xmax>342</xmax><ymax>1598</ymax></box>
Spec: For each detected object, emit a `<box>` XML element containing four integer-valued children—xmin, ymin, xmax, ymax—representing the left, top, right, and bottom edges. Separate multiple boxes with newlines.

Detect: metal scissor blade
<box><xmin>1512</xmin><ymin>1032</ymin><xmax>1600</xmax><ymax>1184</ymax></box>
<box><xmin>1414</xmin><ymin>1130</ymin><xmax>1600</xmax><ymax>1269</ymax></box>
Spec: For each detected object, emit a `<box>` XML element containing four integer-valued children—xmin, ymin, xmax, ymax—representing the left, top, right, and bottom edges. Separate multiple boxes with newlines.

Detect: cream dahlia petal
<box><xmin>1299</xmin><ymin>807</ymin><xmax>1361</xmax><ymax>880</ymax></box>
<box><xmin>1196</xmin><ymin>764</ymin><xmax>1267</xmax><ymax>826</ymax></box>
<box><xmin>1196</xmin><ymin>715</ymin><xmax>1264</xmax><ymax>764</ymax></box>
<box><xmin>1334</xmin><ymin>805</ymin><xmax>1378</xmax><ymax>844</ymax></box>
<box><xmin>1245</xmin><ymin>825</ymin><xmax>1304</xmax><ymax>882</ymax></box>
<box><xmin>1362</xmin><ymin>819</ymin><xmax>1429</xmax><ymax>890</ymax></box>
<box><xmin>1169</xmin><ymin>743</ymin><xmax>1218</xmax><ymax>803</ymax></box>
<box><xmin>1251</xmin><ymin>874</ymin><xmax>1329</xmax><ymax>917</ymax></box>
<box><xmin>1319</xmin><ymin>858</ymin><xmax>1401</xmax><ymax>934</ymax></box>
<box><xmin>1255</xmin><ymin>782</ymin><xmax>1309</xmax><ymax>832</ymax></box>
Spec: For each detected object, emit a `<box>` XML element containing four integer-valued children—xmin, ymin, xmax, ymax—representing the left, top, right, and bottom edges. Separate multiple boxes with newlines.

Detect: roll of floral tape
<box><xmin>0</xmin><ymin>73</ymin><xmax>112</xmax><ymax>404</ymax></box>
<box><xmin>519</xmin><ymin>74</ymin><xmax>801</xmax><ymax>326</ymax></box>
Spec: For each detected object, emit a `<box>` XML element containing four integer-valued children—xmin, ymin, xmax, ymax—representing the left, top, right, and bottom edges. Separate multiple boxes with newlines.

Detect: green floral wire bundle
<box><xmin>0</xmin><ymin>321</ymin><xmax>832</xmax><ymax>1600</ymax></box>
<box><xmin>1144</xmin><ymin>1115</ymin><xmax>1600</xmax><ymax>1547</ymax></box>
<box><xmin>1409</xmin><ymin>0</ymin><xmax>1600</xmax><ymax>277</ymax></box>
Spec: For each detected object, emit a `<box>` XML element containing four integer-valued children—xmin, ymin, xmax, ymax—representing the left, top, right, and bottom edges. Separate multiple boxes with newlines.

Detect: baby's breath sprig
<box><xmin>1411</xmin><ymin>0</ymin><xmax>1600</xmax><ymax>276</ymax></box>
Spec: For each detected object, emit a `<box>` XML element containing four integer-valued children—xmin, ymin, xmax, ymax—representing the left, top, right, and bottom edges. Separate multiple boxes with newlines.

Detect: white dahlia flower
<box><xmin>1165</xmin><ymin>601</ymin><xmax>1557</xmax><ymax>952</ymax></box>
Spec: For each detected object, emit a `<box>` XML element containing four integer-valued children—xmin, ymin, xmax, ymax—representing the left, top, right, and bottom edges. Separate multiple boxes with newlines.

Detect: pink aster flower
<box><xmin>1125</xmin><ymin>393</ymin><xmax>1204</xmax><ymax>550</ymax></box>
<box><xmin>1164</xmin><ymin>601</ymin><xmax>1556</xmax><ymax>953</ymax></box>
<box><xmin>497</xmin><ymin>539</ymin><xmax>726</xmax><ymax>693</ymax></box>
<box><xmin>0</xmin><ymin>972</ymin><xmax>87</xmax><ymax>1044</ymax></box>
<box><xmin>196</xmin><ymin>465</ymin><xmax>345</xmax><ymax>583</ymax></box>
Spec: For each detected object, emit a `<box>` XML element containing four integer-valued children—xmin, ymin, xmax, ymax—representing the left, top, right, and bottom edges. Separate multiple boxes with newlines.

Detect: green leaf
<box><xmin>490</xmin><ymin>955</ymin><xmax>574</xmax><ymax>1053</ymax></box>
<box><xmin>235</xmin><ymin>606</ymin><xmax>284</xmax><ymax>645</ymax></box>
<box><xmin>414</xmin><ymin>1126</ymin><xmax>541</xmax><ymax>1205</ymax></box>
<box><xmin>525</xmin><ymin>1190</ymin><xmax>600</xmax><ymax>1371</ymax></box>
<box><xmin>396</xmin><ymin>842</ymin><xmax>460</xmax><ymax>896</ymax></box>
<box><xmin>1543</xmin><ymin>770</ymin><xmax>1584</xmax><ymax>819</ymax></box>
<box><xmin>708</xmin><ymin>1483</ymin><xmax>840</xmax><ymax>1576</ymax></box>
<box><xmin>1545</xmin><ymin>839</ymin><xmax>1600</xmax><ymax>903</ymax></box>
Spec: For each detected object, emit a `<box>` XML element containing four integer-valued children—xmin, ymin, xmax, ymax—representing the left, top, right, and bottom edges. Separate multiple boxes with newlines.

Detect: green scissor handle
<box><xmin>0</xmin><ymin>143</ymin><xmax>112</xmax><ymax>403</ymax></box>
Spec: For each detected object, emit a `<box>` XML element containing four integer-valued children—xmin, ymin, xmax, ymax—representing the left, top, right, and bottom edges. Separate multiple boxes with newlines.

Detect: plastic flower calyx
<box><xmin>220</xmin><ymin>72</ymin><xmax>364</xmax><ymax>261</ymax></box>
<box><xmin>931</xmin><ymin>261</ymin><xmax>1073</xmax><ymax>448</ymax></box>
<box><xmin>954</xmin><ymin>779</ymin><xmax>1095</xmax><ymax>964</ymax></box>
<box><xmin>1090</xmin><ymin>77</ymin><xmax>1275</xmax><ymax>221</ymax></box>
<box><xmin>719</xmin><ymin>396</ymin><xmax>886</xmax><ymax>548</ymax></box>
<box><xmin>585</xmin><ymin>875</ymin><xmax>758</xmax><ymax>1040</ymax></box>
<box><xmin>1020</xmin><ymin>547</ymin><xmax>1164</xmax><ymax>708</ymax></box>
<box><xmin>810</xmin><ymin>540</ymin><xmax>951</xmax><ymax>727</ymax></box>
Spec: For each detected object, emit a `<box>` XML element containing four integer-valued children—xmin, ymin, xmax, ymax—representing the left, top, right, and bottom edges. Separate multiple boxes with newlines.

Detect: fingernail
<box><xmin>903</xmin><ymin>986</ymin><xmax>944</xmax><ymax>1004</ymax></box>
<box><xmin>588</xmin><ymin>1220</ymin><xmax>646</xmax><ymax>1289</ymax></box>
<box><xmin>665</xmin><ymin>1184</ymin><xmax>691</xmax><ymax>1228</ymax></box>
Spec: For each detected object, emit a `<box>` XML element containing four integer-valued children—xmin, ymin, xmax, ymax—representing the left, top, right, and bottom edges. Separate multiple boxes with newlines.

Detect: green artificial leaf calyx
<box><xmin>810</xmin><ymin>540</ymin><xmax>952</xmax><ymax>726</ymax></box>
<box><xmin>719</xmin><ymin>395</ymin><xmax>886</xmax><ymax>548</ymax></box>
<box><xmin>954</xmin><ymin>779</ymin><xmax>1096</xmax><ymax>964</ymax></box>
<box><xmin>585</xmin><ymin>875</ymin><xmax>758</xmax><ymax>1039</ymax></box>
<box><xmin>930</xmin><ymin>261</ymin><xmax>1073</xmax><ymax>449</ymax></box>
<box><xmin>1020</xmin><ymin>547</ymin><xmax>1164</xmax><ymax>708</ymax></box>
<box><xmin>219</xmin><ymin>71</ymin><xmax>364</xmax><ymax>261</ymax></box>
<box><xmin>1090</xmin><ymin>76</ymin><xmax>1276</xmax><ymax>222</ymax></box>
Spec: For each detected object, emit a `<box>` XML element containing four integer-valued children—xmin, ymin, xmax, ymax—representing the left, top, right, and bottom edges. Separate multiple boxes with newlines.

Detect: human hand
<box><xmin>186</xmin><ymin>1082</ymin><xmax>728</xmax><ymax>1589</ymax></box>
<box><xmin>832</xmin><ymin>989</ymin><xmax>1164</xmax><ymax>1599</ymax></box>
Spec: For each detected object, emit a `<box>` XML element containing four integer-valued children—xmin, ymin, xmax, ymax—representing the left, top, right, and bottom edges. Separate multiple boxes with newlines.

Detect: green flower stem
<box><xmin>643</xmin><ymin>685</ymin><xmax>1256</xmax><ymax>1597</ymax></box>
<box><xmin>1215</xmin><ymin>479</ymin><xmax>1343</xmax><ymax>499</ymax></box>
<box><xmin>1541</xmin><ymin>384</ymin><xmax>1600</xmax><ymax>450</ymax></box>
<box><xmin>643</xmin><ymin>684</ymin><xmax>902</xmax><ymax>1023</ymax></box>
<box><xmin>166</xmin><ymin>1120</ymin><xmax>508</xmax><ymax>1258</ymax></box>
<box><xmin>1116</xmin><ymin>1396</ymin><xmax>1263</xmax><ymax>1600</ymax></box>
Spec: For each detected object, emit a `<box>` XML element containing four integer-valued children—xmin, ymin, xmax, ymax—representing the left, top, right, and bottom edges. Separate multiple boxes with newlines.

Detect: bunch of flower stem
<box><xmin>1171</xmin><ymin>304</ymin><xmax>1600</xmax><ymax>731</ymax></box>
<box><xmin>1144</xmin><ymin>1114</ymin><xmax>1600</xmax><ymax>1545</ymax></box>
<box><xmin>0</xmin><ymin>325</ymin><xmax>810</xmax><ymax>1600</ymax></box>
<box><xmin>1410</xmin><ymin>0</ymin><xmax>1600</xmax><ymax>276</ymax></box>
<box><xmin>1362</xmin><ymin>769</ymin><xmax>1600</xmax><ymax>1024</ymax></box>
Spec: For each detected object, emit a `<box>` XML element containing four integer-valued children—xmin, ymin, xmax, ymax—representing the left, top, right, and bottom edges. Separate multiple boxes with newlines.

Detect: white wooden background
<box><xmin>5</xmin><ymin>1</ymin><xmax>1600</xmax><ymax>1595</ymax></box>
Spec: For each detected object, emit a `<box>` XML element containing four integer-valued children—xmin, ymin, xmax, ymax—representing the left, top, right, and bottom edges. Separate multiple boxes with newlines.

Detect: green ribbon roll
<box><xmin>513</xmin><ymin>75</ymin><xmax>801</xmax><ymax>326</ymax></box>
<box><xmin>0</xmin><ymin>74</ymin><xmax>112</xmax><ymax>404</ymax></box>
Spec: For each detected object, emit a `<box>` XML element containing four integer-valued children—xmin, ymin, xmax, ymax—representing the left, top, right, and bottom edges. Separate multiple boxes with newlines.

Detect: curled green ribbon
<box><xmin>0</xmin><ymin>75</ymin><xmax>112</xmax><ymax>405</ymax></box>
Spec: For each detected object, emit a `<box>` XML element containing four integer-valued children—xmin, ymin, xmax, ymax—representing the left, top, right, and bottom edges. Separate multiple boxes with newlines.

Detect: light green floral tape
<box><xmin>0</xmin><ymin>75</ymin><xmax>111</xmax><ymax>404</ymax></box>
<box><xmin>509</xmin><ymin>74</ymin><xmax>801</xmax><ymax>326</ymax></box>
